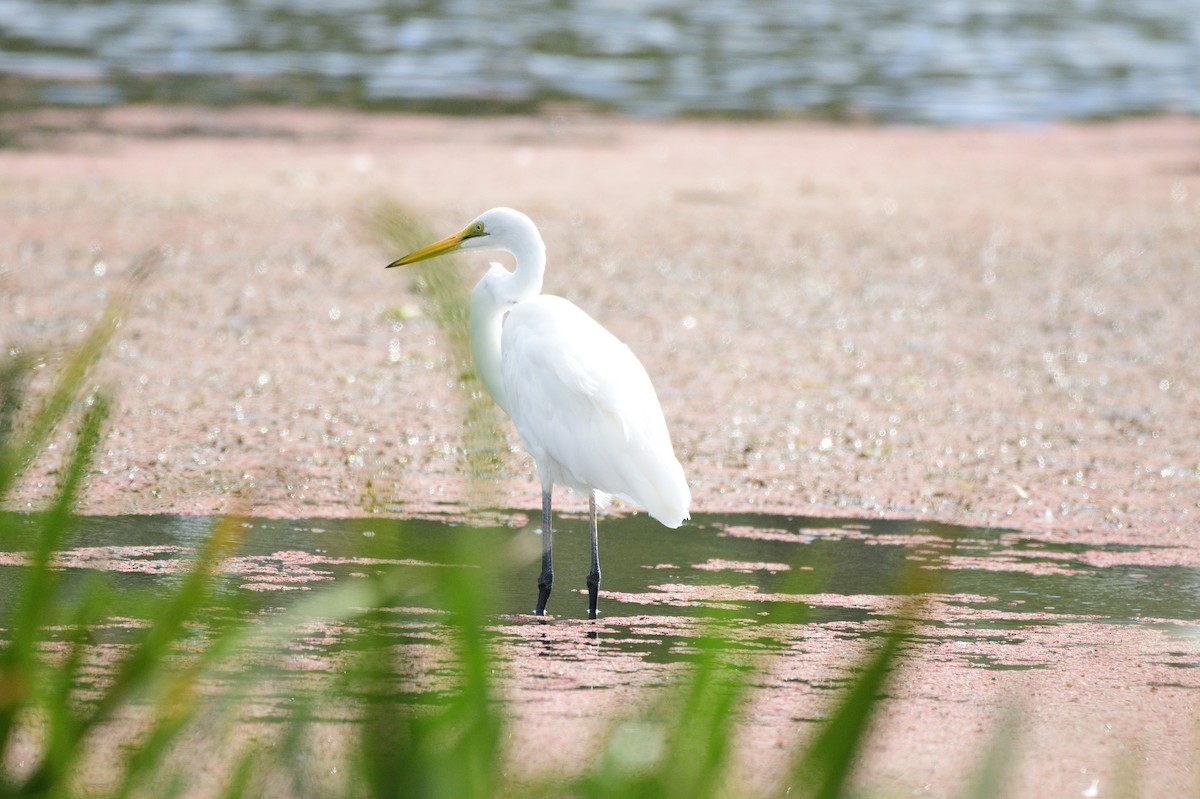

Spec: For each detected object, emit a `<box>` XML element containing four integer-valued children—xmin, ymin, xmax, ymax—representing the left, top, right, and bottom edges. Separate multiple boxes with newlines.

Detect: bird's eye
<box><xmin>473</xmin><ymin>223</ymin><xmax>484</xmax><ymax>234</ymax></box>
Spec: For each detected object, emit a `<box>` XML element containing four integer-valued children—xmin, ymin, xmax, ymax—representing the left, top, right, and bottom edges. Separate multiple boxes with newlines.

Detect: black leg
<box><xmin>586</xmin><ymin>491</ymin><xmax>601</xmax><ymax>619</ymax></box>
<box><xmin>534</xmin><ymin>489</ymin><xmax>553</xmax><ymax>615</ymax></box>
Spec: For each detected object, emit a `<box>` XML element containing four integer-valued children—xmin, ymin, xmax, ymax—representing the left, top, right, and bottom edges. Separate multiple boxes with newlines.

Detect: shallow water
<box><xmin>3</xmin><ymin>510</ymin><xmax>1196</xmax><ymax>719</ymax></box>
<box><xmin>1</xmin><ymin>511</ymin><xmax>1192</xmax><ymax>626</ymax></box>
<box><xmin>1</xmin><ymin>1</ymin><xmax>1196</xmax><ymax>122</ymax></box>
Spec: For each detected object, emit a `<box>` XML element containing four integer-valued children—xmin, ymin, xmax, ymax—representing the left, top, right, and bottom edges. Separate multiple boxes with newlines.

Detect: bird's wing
<box><xmin>501</xmin><ymin>295</ymin><xmax>689</xmax><ymax>527</ymax></box>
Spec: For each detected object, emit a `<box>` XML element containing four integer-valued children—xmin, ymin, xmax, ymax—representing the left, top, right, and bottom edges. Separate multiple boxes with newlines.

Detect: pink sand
<box><xmin>2</xmin><ymin>108</ymin><xmax>1198</xmax><ymax>796</ymax></box>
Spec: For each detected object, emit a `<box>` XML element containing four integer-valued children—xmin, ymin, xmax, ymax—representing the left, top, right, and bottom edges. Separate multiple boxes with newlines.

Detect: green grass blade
<box><xmin>97</xmin><ymin>518</ymin><xmax>265</xmax><ymax>799</ymax></box>
<box><xmin>366</xmin><ymin>202</ymin><xmax>507</xmax><ymax>504</ymax></box>
<box><xmin>216</xmin><ymin>750</ymin><xmax>259</xmax><ymax>799</ymax></box>
<box><xmin>0</xmin><ymin>393</ymin><xmax>110</xmax><ymax>779</ymax></box>
<box><xmin>0</xmin><ymin>355</ymin><xmax>27</xmax><ymax>461</ymax></box>
<box><xmin>35</xmin><ymin>578</ymin><xmax>110</xmax><ymax>796</ymax></box>
<box><xmin>0</xmin><ymin>250</ymin><xmax>155</xmax><ymax>502</ymax></box>
<box><xmin>352</xmin><ymin>612</ymin><xmax>417</xmax><ymax>799</ymax></box>
<box><xmin>960</xmin><ymin>702</ymin><xmax>1021</xmax><ymax>799</ymax></box>
<box><xmin>577</xmin><ymin>621</ymin><xmax>753</xmax><ymax>799</ymax></box>
<box><xmin>783</xmin><ymin>620</ymin><xmax>911</xmax><ymax>799</ymax></box>
<box><xmin>88</xmin><ymin>516</ymin><xmax>245</xmax><ymax>728</ymax></box>
<box><xmin>780</xmin><ymin>559</ymin><xmax>939</xmax><ymax>799</ymax></box>
<box><xmin>347</xmin><ymin>531</ymin><xmax>503</xmax><ymax>799</ymax></box>
<box><xmin>440</xmin><ymin>542</ymin><xmax>503</xmax><ymax>799</ymax></box>
<box><xmin>659</xmin><ymin>637</ymin><xmax>752</xmax><ymax>799</ymax></box>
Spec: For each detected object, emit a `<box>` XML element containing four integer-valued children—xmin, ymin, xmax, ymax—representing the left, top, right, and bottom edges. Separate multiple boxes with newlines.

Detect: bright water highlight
<box><xmin>1</xmin><ymin>0</ymin><xmax>1197</xmax><ymax>122</ymax></box>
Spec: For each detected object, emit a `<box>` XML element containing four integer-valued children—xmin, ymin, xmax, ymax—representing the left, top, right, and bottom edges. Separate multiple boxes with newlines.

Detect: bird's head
<box><xmin>385</xmin><ymin>207</ymin><xmax>535</xmax><ymax>267</ymax></box>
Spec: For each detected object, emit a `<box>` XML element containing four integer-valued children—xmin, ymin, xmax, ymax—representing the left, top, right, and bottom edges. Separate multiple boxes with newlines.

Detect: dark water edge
<box><xmin>3</xmin><ymin>509</ymin><xmax>1196</xmax><ymax>712</ymax></box>
<box><xmin>1</xmin><ymin>510</ymin><xmax>1194</xmax><ymax>626</ymax></box>
<box><xmin>1</xmin><ymin>1</ymin><xmax>1197</xmax><ymax>124</ymax></box>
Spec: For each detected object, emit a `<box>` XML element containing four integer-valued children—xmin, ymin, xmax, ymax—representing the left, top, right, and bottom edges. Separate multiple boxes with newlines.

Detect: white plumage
<box><xmin>387</xmin><ymin>207</ymin><xmax>690</xmax><ymax>617</ymax></box>
<box><xmin>503</xmin><ymin>294</ymin><xmax>690</xmax><ymax>527</ymax></box>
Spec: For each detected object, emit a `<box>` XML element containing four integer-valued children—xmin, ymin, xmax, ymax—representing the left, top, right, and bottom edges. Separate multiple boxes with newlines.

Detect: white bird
<box><xmin>387</xmin><ymin>207</ymin><xmax>690</xmax><ymax>618</ymax></box>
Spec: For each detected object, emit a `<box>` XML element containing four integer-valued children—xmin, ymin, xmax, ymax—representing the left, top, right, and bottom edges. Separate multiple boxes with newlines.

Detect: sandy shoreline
<box><xmin>3</xmin><ymin>107</ymin><xmax>1199</xmax><ymax>796</ymax></box>
<box><xmin>3</xmin><ymin>107</ymin><xmax>1197</xmax><ymax>548</ymax></box>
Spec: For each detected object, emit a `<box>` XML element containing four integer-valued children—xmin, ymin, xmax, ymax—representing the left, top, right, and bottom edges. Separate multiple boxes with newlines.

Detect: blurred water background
<box><xmin>1</xmin><ymin>0</ymin><xmax>1197</xmax><ymax>123</ymax></box>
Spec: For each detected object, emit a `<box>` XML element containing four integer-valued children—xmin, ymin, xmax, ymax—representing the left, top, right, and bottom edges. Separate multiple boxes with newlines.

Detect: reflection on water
<box><xmin>0</xmin><ymin>0</ymin><xmax>1196</xmax><ymax>122</ymax></box>
<box><xmin>2</xmin><ymin>510</ymin><xmax>1197</xmax><ymax>713</ymax></box>
<box><xmin>0</xmin><ymin>510</ymin><xmax>1193</xmax><ymax>624</ymax></box>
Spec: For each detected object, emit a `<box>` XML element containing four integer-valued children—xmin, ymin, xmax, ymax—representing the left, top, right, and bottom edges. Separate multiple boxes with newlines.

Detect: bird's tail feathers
<box><xmin>648</xmin><ymin>503</ymin><xmax>690</xmax><ymax>529</ymax></box>
<box><xmin>625</xmin><ymin>465</ymin><xmax>691</xmax><ymax>529</ymax></box>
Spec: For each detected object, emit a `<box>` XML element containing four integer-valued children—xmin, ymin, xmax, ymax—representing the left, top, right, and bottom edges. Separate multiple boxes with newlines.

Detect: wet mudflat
<box><xmin>3</xmin><ymin>109</ymin><xmax>1197</xmax><ymax>546</ymax></box>
<box><xmin>2</xmin><ymin>108</ymin><xmax>1198</xmax><ymax>794</ymax></box>
<box><xmin>2</xmin><ymin>511</ymin><xmax>1197</xmax><ymax>796</ymax></box>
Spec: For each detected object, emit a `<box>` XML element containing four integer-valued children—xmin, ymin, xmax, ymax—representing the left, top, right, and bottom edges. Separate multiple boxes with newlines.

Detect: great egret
<box><xmin>387</xmin><ymin>207</ymin><xmax>690</xmax><ymax>619</ymax></box>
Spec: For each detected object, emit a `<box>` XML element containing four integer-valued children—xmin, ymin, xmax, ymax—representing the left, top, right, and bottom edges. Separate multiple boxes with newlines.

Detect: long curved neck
<box><xmin>468</xmin><ymin>231</ymin><xmax>546</xmax><ymax>417</ymax></box>
<box><xmin>507</xmin><ymin>227</ymin><xmax>547</xmax><ymax>301</ymax></box>
<box><xmin>469</xmin><ymin>283</ymin><xmax>510</xmax><ymax>416</ymax></box>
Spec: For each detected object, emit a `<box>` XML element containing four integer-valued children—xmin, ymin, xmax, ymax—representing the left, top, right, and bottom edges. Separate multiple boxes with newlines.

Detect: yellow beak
<box><xmin>385</xmin><ymin>226</ymin><xmax>471</xmax><ymax>268</ymax></box>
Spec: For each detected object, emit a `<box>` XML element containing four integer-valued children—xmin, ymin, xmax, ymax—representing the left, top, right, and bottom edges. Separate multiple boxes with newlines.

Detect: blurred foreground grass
<box><xmin>365</xmin><ymin>201</ymin><xmax>508</xmax><ymax>508</ymax></box>
<box><xmin>0</xmin><ymin>240</ymin><xmax>1079</xmax><ymax>799</ymax></box>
